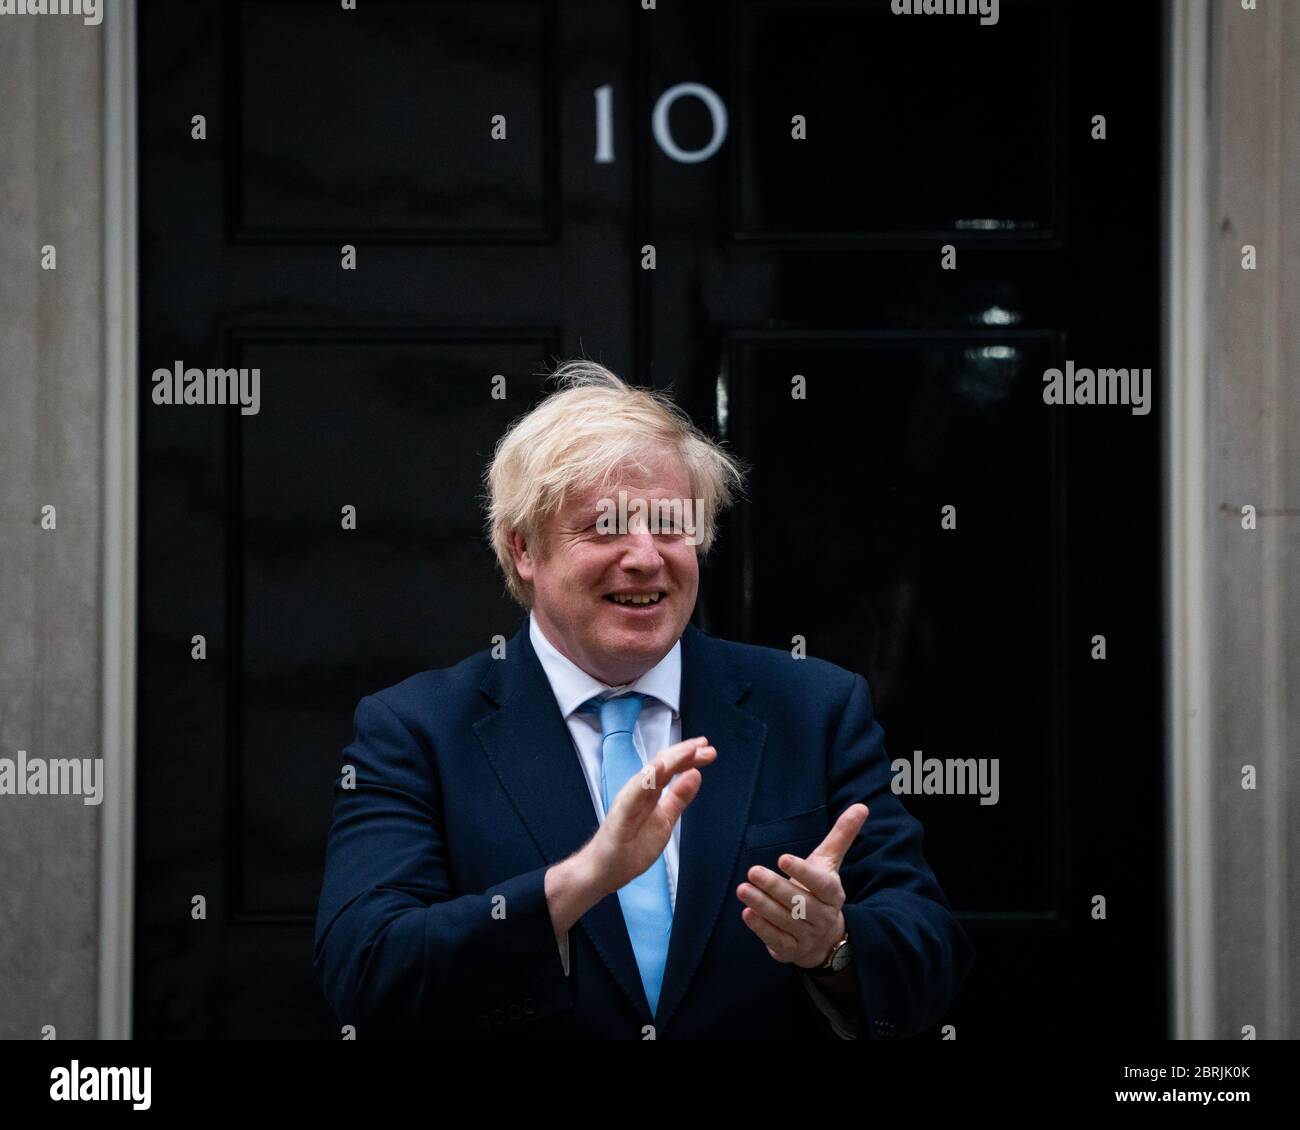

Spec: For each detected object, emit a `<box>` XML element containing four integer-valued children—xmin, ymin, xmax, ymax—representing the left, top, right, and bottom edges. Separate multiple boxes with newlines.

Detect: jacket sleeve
<box><xmin>313</xmin><ymin>693</ymin><xmax>574</xmax><ymax>1038</ymax></box>
<box><xmin>827</xmin><ymin>671</ymin><xmax>975</xmax><ymax>1039</ymax></box>
<box><xmin>797</xmin><ymin>968</ymin><xmax>864</xmax><ymax>1039</ymax></box>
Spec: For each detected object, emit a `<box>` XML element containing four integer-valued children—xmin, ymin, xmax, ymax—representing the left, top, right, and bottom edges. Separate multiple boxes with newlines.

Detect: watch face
<box><xmin>830</xmin><ymin>942</ymin><xmax>852</xmax><ymax>972</ymax></box>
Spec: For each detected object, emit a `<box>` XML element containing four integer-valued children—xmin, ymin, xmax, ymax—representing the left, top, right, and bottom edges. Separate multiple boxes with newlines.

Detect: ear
<box><xmin>508</xmin><ymin>528</ymin><xmax>536</xmax><ymax>582</ymax></box>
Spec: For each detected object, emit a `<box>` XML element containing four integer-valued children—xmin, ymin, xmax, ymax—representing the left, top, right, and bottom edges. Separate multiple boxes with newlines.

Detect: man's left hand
<box><xmin>735</xmin><ymin>803</ymin><xmax>869</xmax><ymax>968</ymax></box>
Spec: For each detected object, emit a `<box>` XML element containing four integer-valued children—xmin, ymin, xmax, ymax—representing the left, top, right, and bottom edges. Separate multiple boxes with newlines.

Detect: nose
<box><xmin>618</xmin><ymin>525</ymin><xmax>664</xmax><ymax>571</ymax></box>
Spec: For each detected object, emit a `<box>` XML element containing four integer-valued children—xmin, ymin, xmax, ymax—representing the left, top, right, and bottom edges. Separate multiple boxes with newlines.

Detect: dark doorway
<box><xmin>137</xmin><ymin>0</ymin><xmax>1164</xmax><ymax>1037</ymax></box>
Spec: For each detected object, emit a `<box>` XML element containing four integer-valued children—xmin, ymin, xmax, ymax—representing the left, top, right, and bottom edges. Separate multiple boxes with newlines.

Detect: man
<box><xmin>313</xmin><ymin>360</ymin><xmax>974</xmax><ymax>1039</ymax></box>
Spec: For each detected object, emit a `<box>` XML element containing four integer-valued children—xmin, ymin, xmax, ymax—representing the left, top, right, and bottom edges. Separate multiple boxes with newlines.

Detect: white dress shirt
<box><xmin>529</xmin><ymin>610</ymin><xmax>683</xmax><ymax>919</ymax></box>
<box><xmin>529</xmin><ymin>611</ymin><xmax>861</xmax><ymax>1038</ymax></box>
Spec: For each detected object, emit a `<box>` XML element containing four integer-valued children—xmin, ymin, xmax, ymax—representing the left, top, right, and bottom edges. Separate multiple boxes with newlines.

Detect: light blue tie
<box><xmin>577</xmin><ymin>692</ymin><xmax>673</xmax><ymax>1016</ymax></box>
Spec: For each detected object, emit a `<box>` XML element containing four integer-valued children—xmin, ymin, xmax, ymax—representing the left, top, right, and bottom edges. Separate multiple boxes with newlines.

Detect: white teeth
<box><xmin>609</xmin><ymin>592</ymin><xmax>661</xmax><ymax>605</ymax></box>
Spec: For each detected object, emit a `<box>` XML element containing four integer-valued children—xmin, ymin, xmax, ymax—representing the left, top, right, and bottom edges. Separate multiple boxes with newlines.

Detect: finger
<box><xmin>654</xmin><ymin>737</ymin><xmax>716</xmax><ymax>784</ymax></box>
<box><xmin>654</xmin><ymin>767</ymin><xmax>703</xmax><ymax>827</ymax></box>
<box><xmin>740</xmin><ymin>906</ymin><xmax>798</xmax><ymax>960</ymax></box>
<box><xmin>617</xmin><ymin>742</ymin><xmax>714</xmax><ymax>814</ymax></box>
<box><xmin>810</xmin><ymin>803</ymin><xmax>869</xmax><ymax>871</ymax></box>
<box><xmin>746</xmin><ymin>864</ymin><xmax>831</xmax><ymax>924</ymax></box>
<box><xmin>737</xmin><ymin>879</ymin><xmax>814</xmax><ymax>933</ymax></box>
<box><xmin>776</xmin><ymin>853</ymin><xmax>843</xmax><ymax>906</ymax></box>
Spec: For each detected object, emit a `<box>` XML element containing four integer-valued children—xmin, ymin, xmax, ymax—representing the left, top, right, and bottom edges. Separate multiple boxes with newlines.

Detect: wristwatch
<box><xmin>808</xmin><ymin>929</ymin><xmax>851</xmax><ymax>976</ymax></box>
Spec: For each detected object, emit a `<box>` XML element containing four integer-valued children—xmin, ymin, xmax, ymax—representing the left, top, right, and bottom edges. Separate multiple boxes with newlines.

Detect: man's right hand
<box><xmin>545</xmin><ymin>737</ymin><xmax>715</xmax><ymax>940</ymax></box>
<box><xmin>586</xmin><ymin>736</ymin><xmax>716</xmax><ymax>896</ymax></box>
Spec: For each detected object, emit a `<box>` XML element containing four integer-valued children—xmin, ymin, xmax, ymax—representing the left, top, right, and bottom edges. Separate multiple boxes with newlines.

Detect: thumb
<box><xmin>811</xmin><ymin>803</ymin><xmax>869</xmax><ymax>870</ymax></box>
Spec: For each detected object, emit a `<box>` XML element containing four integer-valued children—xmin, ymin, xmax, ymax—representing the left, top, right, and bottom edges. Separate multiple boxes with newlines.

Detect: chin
<box><xmin>599</xmin><ymin>620</ymin><xmax>668</xmax><ymax>650</ymax></box>
<box><xmin>603</xmin><ymin>625</ymin><xmax>663</xmax><ymax>650</ymax></box>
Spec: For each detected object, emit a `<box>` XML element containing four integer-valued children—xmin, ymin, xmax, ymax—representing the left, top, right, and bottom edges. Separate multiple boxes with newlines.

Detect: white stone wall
<box><xmin>1209</xmin><ymin>0</ymin><xmax>1300</xmax><ymax>1040</ymax></box>
<box><xmin>0</xmin><ymin>14</ymin><xmax>105</xmax><ymax>1039</ymax></box>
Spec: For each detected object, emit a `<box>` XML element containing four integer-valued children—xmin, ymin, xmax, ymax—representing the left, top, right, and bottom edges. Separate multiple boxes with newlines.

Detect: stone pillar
<box><xmin>1208</xmin><ymin>0</ymin><xmax>1300</xmax><ymax>1040</ymax></box>
<box><xmin>0</xmin><ymin>10</ymin><xmax>110</xmax><ymax>1040</ymax></box>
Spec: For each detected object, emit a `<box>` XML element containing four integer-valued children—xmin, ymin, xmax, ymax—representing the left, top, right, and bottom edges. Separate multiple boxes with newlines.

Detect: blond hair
<box><xmin>483</xmin><ymin>360</ymin><xmax>747</xmax><ymax>608</ymax></box>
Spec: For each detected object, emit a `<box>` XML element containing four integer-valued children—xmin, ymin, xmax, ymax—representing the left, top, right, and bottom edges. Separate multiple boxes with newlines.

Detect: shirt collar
<box><xmin>529</xmin><ymin>608</ymin><xmax>681</xmax><ymax>719</ymax></box>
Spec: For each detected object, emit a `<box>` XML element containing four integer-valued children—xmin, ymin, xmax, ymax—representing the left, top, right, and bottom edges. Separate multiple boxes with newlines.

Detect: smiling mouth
<box><xmin>604</xmin><ymin>591</ymin><xmax>665</xmax><ymax>606</ymax></box>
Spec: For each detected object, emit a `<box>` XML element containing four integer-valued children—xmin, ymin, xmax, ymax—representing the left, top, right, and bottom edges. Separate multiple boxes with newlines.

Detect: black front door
<box><xmin>138</xmin><ymin>0</ymin><xmax>1164</xmax><ymax>1038</ymax></box>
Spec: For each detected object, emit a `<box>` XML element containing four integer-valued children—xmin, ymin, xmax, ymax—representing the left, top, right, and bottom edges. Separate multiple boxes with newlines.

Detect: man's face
<box><xmin>510</xmin><ymin>453</ymin><xmax>699</xmax><ymax>686</ymax></box>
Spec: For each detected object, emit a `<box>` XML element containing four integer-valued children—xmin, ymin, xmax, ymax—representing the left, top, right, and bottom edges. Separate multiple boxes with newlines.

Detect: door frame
<box><xmin>100</xmin><ymin>0</ymin><xmax>138</xmax><ymax>1041</ymax></box>
<box><xmin>1163</xmin><ymin>0</ymin><xmax>1214</xmax><ymax>1042</ymax></box>
<box><xmin>102</xmin><ymin>0</ymin><xmax>1213</xmax><ymax>1040</ymax></box>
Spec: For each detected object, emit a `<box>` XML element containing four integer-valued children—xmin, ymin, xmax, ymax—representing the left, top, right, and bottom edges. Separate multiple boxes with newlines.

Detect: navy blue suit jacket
<box><xmin>313</xmin><ymin>618</ymin><xmax>974</xmax><ymax>1039</ymax></box>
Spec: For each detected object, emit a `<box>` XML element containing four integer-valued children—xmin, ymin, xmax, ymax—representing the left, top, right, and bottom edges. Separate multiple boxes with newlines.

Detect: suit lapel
<box><xmin>653</xmin><ymin>623</ymin><xmax>766</xmax><ymax>1032</ymax></box>
<box><xmin>473</xmin><ymin>618</ymin><xmax>650</xmax><ymax>1019</ymax></box>
<box><xmin>472</xmin><ymin>618</ymin><xmax>766</xmax><ymax>1032</ymax></box>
